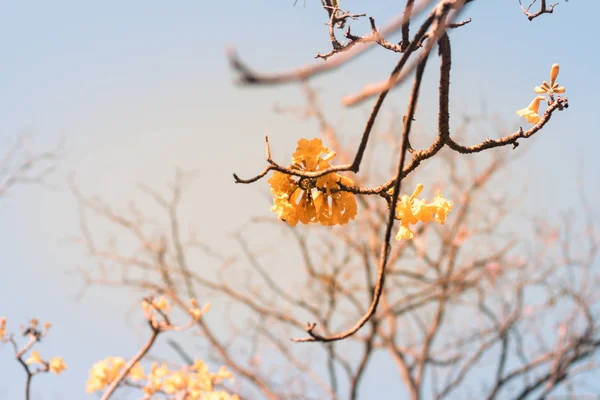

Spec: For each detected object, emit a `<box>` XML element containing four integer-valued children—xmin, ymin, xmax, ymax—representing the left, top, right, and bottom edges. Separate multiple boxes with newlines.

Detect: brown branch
<box><xmin>233</xmin><ymin>9</ymin><xmax>436</xmax><ymax>185</ymax></box>
<box><xmin>293</xmin><ymin>43</ymin><xmax>432</xmax><ymax>343</ymax></box>
<box><xmin>519</xmin><ymin>0</ymin><xmax>559</xmax><ymax>21</ymax></box>
<box><xmin>0</xmin><ymin>134</ymin><xmax>62</xmax><ymax>200</ymax></box>
<box><xmin>401</xmin><ymin>0</ymin><xmax>417</xmax><ymax>51</ymax></box>
<box><xmin>227</xmin><ymin>1</ymin><xmax>436</xmax><ymax>85</ymax></box>
<box><xmin>446</xmin><ymin>97</ymin><xmax>568</xmax><ymax>153</ymax></box>
<box><xmin>342</xmin><ymin>0</ymin><xmax>468</xmax><ymax>107</ymax></box>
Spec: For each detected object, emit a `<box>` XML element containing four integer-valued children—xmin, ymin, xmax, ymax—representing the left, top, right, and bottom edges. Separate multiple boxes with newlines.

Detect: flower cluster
<box><xmin>268</xmin><ymin>138</ymin><xmax>357</xmax><ymax>226</ymax></box>
<box><xmin>26</xmin><ymin>350</ymin><xmax>67</xmax><ymax>375</ymax></box>
<box><xmin>86</xmin><ymin>295</ymin><xmax>222</xmax><ymax>398</ymax></box>
<box><xmin>86</xmin><ymin>357</ymin><xmax>238</xmax><ymax>399</ymax></box>
<box><xmin>86</xmin><ymin>356</ymin><xmax>132</xmax><ymax>393</ymax></box>
<box><xmin>516</xmin><ymin>64</ymin><xmax>566</xmax><ymax>124</ymax></box>
<box><xmin>392</xmin><ymin>184</ymin><xmax>453</xmax><ymax>240</ymax></box>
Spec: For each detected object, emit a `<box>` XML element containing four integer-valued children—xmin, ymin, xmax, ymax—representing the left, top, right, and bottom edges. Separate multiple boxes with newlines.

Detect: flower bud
<box><xmin>550</xmin><ymin>64</ymin><xmax>560</xmax><ymax>85</ymax></box>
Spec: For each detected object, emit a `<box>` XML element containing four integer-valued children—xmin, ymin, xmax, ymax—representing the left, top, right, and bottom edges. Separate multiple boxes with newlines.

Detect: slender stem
<box><xmin>100</xmin><ymin>325</ymin><xmax>159</xmax><ymax>400</ymax></box>
<box><xmin>10</xmin><ymin>335</ymin><xmax>37</xmax><ymax>400</ymax></box>
<box><xmin>19</xmin><ymin>360</ymin><xmax>32</xmax><ymax>400</ymax></box>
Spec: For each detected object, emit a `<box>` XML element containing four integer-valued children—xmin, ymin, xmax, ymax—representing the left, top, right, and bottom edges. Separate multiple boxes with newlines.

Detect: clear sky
<box><xmin>0</xmin><ymin>1</ymin><xmax>598</xmax><ymax>399</ymax></box>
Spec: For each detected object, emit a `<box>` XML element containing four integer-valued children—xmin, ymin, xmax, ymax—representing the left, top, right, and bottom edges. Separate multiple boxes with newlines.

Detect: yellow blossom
<box><xmin>0</xmin><ymin>316</ymin><xmax>6</xmax><ymax>339</ymax></box>
<box><xmin>86</xmin><ymin>376</ymin><xmax>106</xmax><ymax>393</ymax></box>
<box><xmin>134</xmin><ymin>359</ymin><xmax>239</xmax><ymax>399</ymax></box>
<box><xmin>49</xmin><ymin>357</ymin><xmax>67</xmax><ymax>374</ymax></box>
<box><xmin>86</xmin><ymin>357</ymin><xmax>127</xmax><ymax>393</ymax></box>
<box><xmin>392</xmin><ymin>184</ymin><xmax>453</xmax><ymax>240</ymax></box>
<box><xmin>191</xmin><ymin>359</ymin><xmax>209</xmax><ymax>373</ymax></box>
<box><xmin>128</xmin><ymin>362</ymin><xmax>145</xmax><ymax>381</ymax></box>
<box><xmin>163</xmin><ymin>371</ymin><xmax>187</xmax><ymax>394</ymax></box>
<box><xmin>189</xmin><ymin>300</ymin><xmax>211</xmax><ymax>320</ymax></box>
<box><xmin>213</xmin><ymin>365</ymin><xmax>234</xmax><ymax>384</ymax></box>
<box><xmin>151</xmin><ymin>296</ymin><xmax>171</xmax><ymax>312</ymax></box>
<box><xmin>26</xmin><ymin>350</ymin><xmax>44</xmax><ymax>365</ymax></box>
<box><xmin>430</xmin><ymin>191</ymin><xmax>453</xmax><ymax>224</ymax></box>
<box><xmin>144</xmin><ymin>362</ymin><xmax>166</xmax><ymax>394</ymax></box>
<box><xmin>152</xmin><ymin>363</ymin><xmax>170</xmax><ymax>379</ymax></box>
<box><xmin>516</xmin><ymin>96</ymin><xmax>546</xmax><ymax>125</ymax></box>
<box><xmin>142</xmin><ymin>299</ymin><xmax>151</xmax><ymax>312</ymax></box>
<box><xmin>268</xmin><ymin>138</ymin><xmax>357</xmax><ymax>226</ymax></box>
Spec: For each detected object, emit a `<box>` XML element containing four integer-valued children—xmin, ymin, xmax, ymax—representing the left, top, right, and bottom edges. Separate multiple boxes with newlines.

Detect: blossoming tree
<box><xmin>4</xmin><ymin>1</ymin><xmax>599</xmax><ymax>399</ymax></box>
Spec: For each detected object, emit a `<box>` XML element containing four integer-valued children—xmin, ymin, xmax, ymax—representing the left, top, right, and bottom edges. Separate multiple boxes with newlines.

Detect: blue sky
<box><xmin>0</xmin><ymin>1</ymin><xmax>598</xmax><ymax>398</ymax></box>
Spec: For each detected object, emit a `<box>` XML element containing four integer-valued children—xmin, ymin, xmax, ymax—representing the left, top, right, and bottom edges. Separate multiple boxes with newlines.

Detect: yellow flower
<box><xmin>49</xmin><ymin>357</ymin><xmax>67</xmax><ymax>374</ymax></box>
<box><xmin>212</xmin><ymin>365</ymin><xmax>234</xmax><ymax>384</ymax></box>
<box><xmin>268</xmin><ymin>138</ymin><xmax>357</xmax><ymax>226</ymax></box>
<box><xmin>163</xmin><ymin>371</ymin><xmax>187</xmax><ymax>394</ymax></box>
<box><xmin>86</xmin><ymin>377</ymin><xmax>105</xmax><ymax>393</ymax></box>
<box><xmin>106</xmin><ymin>357</ymin><xmax>126</xmax><ymax>379</ymax></box>
<box><xmin>128</xmin><ymin>362</ymin><xmax>145</xmax><ymax>381</ymax></box>
<box><xmin>516</xmin><ymin>96</ymin><xmax>546</xmax><ymax>124</ymax></box>
<box><xmin>26</xmin><ymin>350</ymin><xmax>44</xmax><ymax>365</ymax></box>
<box><xmin>430</xmin><ymin>191</ymin><xmax>453</xmax><ymax>224</ymax></box>
<box><xmin>152</xmin><ymin>363</ymin><xmax>170</xmax><ymax>379</ymax></box>
<box><xmin>392</xmin><ymin>184</ymin><xmax>453</xmax><ymax>240</ymax></box>
<box><xmin>204</xmin><ymin>392</ymin><xmax>241</xmax><ymax>400</ymax></box>
<box><xmin>0</xmin><ymin>316</ymin><xmax>6</xmax><ymax>339</ymax></box>
<box><xmin>190</xmin><ymin>301</ymin><xmax>211</xmax><ymax>320</ymax></box>
<box><xmin>86</xmin><ymin>357</ymin><xmax>126</xmax><ymax>393</ymax></box>
<box><xmin>191</xmin><ymin>359</ymin><xmax>209</xmax><ymax>373</ymax></box>
<box><xmin>131</xmin><ymin>359</ymin><xmax>240</xmax><ymax>399</ymax></box>
<box><xmin>151</xmin><ymin>296</ymin><xmax>171</xmax><ymax>312</ymax></box>
<box><xmin>144</xmin><ymin>363</ymin><xmax>164</xmax><ymax>394</ymax></box>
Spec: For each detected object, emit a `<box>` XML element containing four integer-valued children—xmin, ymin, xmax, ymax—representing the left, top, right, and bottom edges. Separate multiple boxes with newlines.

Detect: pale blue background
<box><xmin>0</xmin><ymin>1</ymin><xmax>598</xmax><ymax>399</ymax></box>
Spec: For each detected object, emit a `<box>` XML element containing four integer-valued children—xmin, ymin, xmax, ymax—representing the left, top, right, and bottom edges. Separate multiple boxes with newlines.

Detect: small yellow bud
<box><xmin>152</xmin><ymin>296</ymin><xmax>170</xmax><ymax>312</ymax></box>
<box><xmin>190</xmin><ymin>303</ymin><xmax>211</xmax><ymax>320</ymax></box>
<box><xmin>410</xmin><ymin>183</ymin><xmax>424</xmax><ymax>200</ymax></box>
<box><xmin>0</xmin><ymin>316</ymin><xmax>6</xmax><ymax>339</ymax></box>
<box><xmin>550</xmin><ymin>63</ymin><xmax>560</xmax><ymax>86</ymax></box>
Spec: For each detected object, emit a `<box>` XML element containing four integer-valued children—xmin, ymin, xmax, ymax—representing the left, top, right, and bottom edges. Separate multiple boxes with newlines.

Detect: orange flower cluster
<box><xmin>268</xmin><ymin>138</ymin><xmax>357</xmax><ymax>226</ymax></box>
